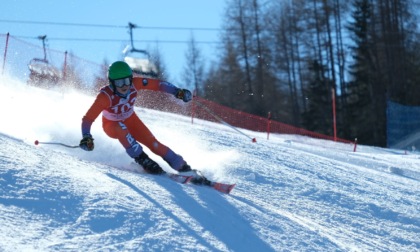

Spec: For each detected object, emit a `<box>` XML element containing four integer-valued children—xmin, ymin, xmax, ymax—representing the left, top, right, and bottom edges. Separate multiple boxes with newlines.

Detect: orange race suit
<box><xmin>81</xmin><ymin>77</ymin><xmax>187</xmax><ymax>171</ymax></box>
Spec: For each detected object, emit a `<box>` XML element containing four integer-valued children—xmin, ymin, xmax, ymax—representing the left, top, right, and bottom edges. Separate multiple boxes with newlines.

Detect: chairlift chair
<box><xmin>28</xmin><ymin>35</ymin><xmax>61</xmax><ymax>86</ymax></box>
<box><xmin>123</xmin><ymin>23</ymin><xmax>158</xmax><ymax>78</ymax></box>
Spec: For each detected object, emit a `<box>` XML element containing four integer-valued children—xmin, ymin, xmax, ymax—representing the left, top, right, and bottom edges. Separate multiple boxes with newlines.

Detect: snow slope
<box><xmin>0</xmin><ymin>75</ymin><xmax>419</xmax><ymax>252</ymax></box>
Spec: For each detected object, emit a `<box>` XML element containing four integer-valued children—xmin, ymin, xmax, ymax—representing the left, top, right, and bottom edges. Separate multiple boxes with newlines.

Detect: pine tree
<box><xmin>302</xmin><ymin>60</ymin><xmax>333</xmax><ymax>135</ymax></box>
<box><xmin>346</xmin><ymin>0</ymin><xmax>377</xmax><ymax>144</ymax></box>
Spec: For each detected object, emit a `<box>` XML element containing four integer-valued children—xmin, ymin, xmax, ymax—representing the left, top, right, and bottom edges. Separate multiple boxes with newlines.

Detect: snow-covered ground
<box><xmin>0</xmin><ymin>75</ymin><xmax>419</xmax><ymax>252</ymax></box>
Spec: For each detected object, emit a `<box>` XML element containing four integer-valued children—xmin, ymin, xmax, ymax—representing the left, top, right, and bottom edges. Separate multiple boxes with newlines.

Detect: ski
<box><xmin>111</xmin><ymin>163</ymin><xmax>233</xmax><ymax>192</ymax></box>
<box><xmin>167</xmin><ymin>172</ymin><xmax>236</xmax><ymax>193</ymax></box>
<box><xmin>212</xmin><ymin>182</ymin><xmax>236</xmax><ymax>194</ymax></box>
<box><xmin>191</xmin><ymin>179</ymin><xmax>236</xmax><ymax>194</ymax></box>
<box><xmin>168</xmin><ymin>173</ymin><xmax>193</xmax><ymax>184</ymax></box>
<box><xmin>107</xmin><ymin>162</ymin><xmax>193</xmax><ymax>185</ymax></box>
<box><xmin>187</xmin><ymin>171</ymin><xmax>236</xmax><ymax>194</ymax></box>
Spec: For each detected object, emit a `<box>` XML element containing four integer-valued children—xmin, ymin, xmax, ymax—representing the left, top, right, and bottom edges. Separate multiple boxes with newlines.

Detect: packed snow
<box><xmin>0</xmin><ymin>75</ymin><xmax>419</xmax><ymax>252</ymax></box>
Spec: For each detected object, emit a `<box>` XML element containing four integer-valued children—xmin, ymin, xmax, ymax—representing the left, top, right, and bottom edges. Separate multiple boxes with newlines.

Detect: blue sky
<box><xmin>0</xmin><ymin>0</ymin><xmax>226</xmax><ymax>82</ymax></box>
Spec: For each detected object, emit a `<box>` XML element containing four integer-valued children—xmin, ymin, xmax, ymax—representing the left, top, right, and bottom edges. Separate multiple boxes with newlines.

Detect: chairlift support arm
<box><xmin>38</xmin><ymin>35</ymin><xmax>48</xmax><ymax>62</ymax></box>
<box><xmin>127</xmin><ymin>22</ymin><xmax>149</xmax><ymax>56</ymax></box>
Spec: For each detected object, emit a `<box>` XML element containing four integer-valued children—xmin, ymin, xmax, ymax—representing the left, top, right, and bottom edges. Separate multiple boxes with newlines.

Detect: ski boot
<box><xmin>135</xmin><ymin>152</ymin><xmax>165</xmax><ymax>174</ymax></box>
<box><xmin>186</xmin><ymin>169</ymin><xmax>212</xmax><ymax>186</ymax></box>
<box><xmin>178</xmin><ymin>163</ymin><xmax>192</xmax><ymax>173</ymax></box>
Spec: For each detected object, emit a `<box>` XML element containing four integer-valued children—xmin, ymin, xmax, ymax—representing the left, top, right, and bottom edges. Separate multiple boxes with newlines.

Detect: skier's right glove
<box><xmin>79</xmin><ymin>134</ymin><xmax>94</xmax><ymax>151</ymax></box>
<box><xmin>175</xmin><ymin>88</ymin><xmax>192</xmax><ymax>102</ymax></box>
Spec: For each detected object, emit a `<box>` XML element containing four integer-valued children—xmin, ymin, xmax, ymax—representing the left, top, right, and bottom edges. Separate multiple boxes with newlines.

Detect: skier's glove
<box><xmin>175</xmin><ymin>89</ymin><xmax>192</xmax><ymax>102</ymax></box>
<box><xmin>79</xmin><ymin>134</ymin><xmax>94</xmax><ymax>151</ymax></box>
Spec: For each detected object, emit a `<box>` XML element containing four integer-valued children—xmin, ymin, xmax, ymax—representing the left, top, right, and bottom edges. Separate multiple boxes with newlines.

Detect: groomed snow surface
<box><xmin>0</xmin><ymin>75</ymin><xmax>419</xmax><ymax>252</ymax></box>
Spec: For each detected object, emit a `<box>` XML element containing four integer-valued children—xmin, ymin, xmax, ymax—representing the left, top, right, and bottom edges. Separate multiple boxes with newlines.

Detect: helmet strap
<box><xmin>108</xmin><ymin>79</ymin><xmax>117</xmax><ymax>93</ymax></box>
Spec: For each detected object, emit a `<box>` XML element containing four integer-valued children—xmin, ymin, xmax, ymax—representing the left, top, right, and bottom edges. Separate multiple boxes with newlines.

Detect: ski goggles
<box><xmin>112</xmin><ymin>77</ymin><xmax>132</xmax><ymax>88</ymax></box>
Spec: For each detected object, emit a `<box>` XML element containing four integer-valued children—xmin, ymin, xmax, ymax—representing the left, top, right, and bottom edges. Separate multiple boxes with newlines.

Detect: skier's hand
<box><xmin>79</xmin><ymin>134</ymin><xmax>94</xmax><ymax>151</ymax></box>
<box><xmin>175</xmin><ymin>89</ymin><xmax>192</xmax><ymax>102</ymax></box>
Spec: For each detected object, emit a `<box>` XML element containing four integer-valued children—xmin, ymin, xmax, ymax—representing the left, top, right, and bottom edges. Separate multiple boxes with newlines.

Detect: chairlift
<box><xmin>123</xmin><ymin>22</ymin><xmax>158</xmax><ymax>78</ymax></box>
<box><xmin>28</xmin><ymin>35</ymin><xmax>61</xmax><ymax>86</ymax></box>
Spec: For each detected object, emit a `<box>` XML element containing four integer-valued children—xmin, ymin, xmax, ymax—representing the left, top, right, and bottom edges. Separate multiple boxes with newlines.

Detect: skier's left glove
<box><xmin>79</xmin><ymin>134</ymin><xmax>94</xmax><ymax>151</ymax></box>
<box><xmin>175</xmin><ymin>89</ymin><xmax>192</xmax><ymax>102</ymax></box>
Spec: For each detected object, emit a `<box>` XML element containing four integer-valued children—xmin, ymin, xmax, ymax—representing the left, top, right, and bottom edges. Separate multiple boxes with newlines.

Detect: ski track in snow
<box><xmin>0</xmin><ymin>76</ymin><xmax>419</xmax><ymax>252</ymax></box>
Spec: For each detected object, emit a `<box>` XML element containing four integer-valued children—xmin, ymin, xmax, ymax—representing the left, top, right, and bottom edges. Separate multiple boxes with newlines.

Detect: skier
<box><xmin>79</xmin><ymin>61</ymin><xmax>193</xmax><ymax>175</ymax></box>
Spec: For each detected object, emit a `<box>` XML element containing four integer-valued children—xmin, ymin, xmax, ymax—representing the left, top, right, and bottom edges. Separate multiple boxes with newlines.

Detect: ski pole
<box><xmin>34</xmin><ymin>140</ymin><xmax>80</xmax><ymax>148</ymax></box>
<box><xmin>194</xmin><ymin>100</ymin><xmax>256</xmax><ymax>143</ymax></box>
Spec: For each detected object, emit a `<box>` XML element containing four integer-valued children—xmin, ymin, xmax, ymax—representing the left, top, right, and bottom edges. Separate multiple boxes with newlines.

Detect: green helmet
<box><xmin>108</xmin><ymin>61</ymin><xmax>133</xmax><ymax>80</ymax></box>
